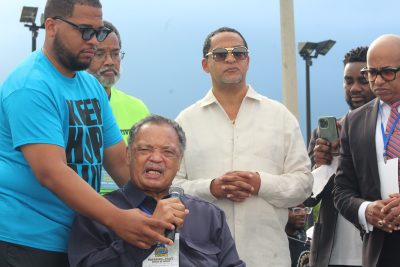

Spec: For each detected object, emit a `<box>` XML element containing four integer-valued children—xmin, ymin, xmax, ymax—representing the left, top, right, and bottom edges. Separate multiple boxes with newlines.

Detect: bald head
<box><xmin>368</xmin><ymin>34</ymin><xmax>400</xmax><ymax>63</ymax></box>
<box><xmin>366</xmin><ymin>34</ymin><xmax>400</xmax><ymax>104</ymax></box>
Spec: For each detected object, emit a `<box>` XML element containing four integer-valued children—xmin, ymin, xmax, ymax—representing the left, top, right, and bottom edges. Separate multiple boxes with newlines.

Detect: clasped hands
<box><xmin>210</xmin><ymin>171</ymin><xmax>261</xmax><ymax>202</ymax></box>
<box><xmin>366</xmin><ymin>193</ymin><xmax>400</xmax><ymax>232</ymax></box>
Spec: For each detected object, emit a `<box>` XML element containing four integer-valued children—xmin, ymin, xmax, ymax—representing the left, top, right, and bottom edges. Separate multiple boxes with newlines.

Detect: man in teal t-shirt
<box><xmin>0</xmin><ymin>2</ymin><xmax>171</xmax><ymax>266</ymax></box>
<box><xmin>87</xmin><ymin>20</ymin><xmax>149</xmax><ymax>193</ymax></box>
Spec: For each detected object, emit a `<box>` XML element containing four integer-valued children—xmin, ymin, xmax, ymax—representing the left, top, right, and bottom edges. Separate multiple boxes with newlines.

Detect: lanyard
<box><xmin>139</xmin><ymin>205</ymin><xmax>153</xmax><ymax>215</ymax></box>
<box><xmin>380</xmin><ymin>103</ymin><xmax>400</xmax><ymax>161</ymax></box>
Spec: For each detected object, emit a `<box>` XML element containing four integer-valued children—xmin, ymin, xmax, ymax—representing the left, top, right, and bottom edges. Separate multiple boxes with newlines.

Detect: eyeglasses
<box><xmin>289</xmin><ymin>207</ymin><xmax>312</xmax><ymax>215</ymax></box>
<box><xmin>53</xmin><ymin>16</ymin><xmax>112</xmax><ymax>42</ymax></box>
<box><xmin>94</xmin><ymin>50</ymin><xmax>125</xmax><ymax>61</ymax></box>
<box><xmin>133</xmin><ymin>145</ymin><xmax>181</xmax><ymax>159</ymax></box>
<box><xmin>360</xmin><ymin>66</ymin><xmax>400</xmax><ymax>82</ymax></box>
<box><xmin>205</xmin><ymin>46</ymin><xmax>249</xmax><ymax>62</ymax></box>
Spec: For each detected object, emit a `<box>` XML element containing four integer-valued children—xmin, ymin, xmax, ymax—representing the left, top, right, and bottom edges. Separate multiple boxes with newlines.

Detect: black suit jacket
<box><xmin>333</xmin><ymin>98</ymin><xmax>385</xmax><ymax>267</ymax></box>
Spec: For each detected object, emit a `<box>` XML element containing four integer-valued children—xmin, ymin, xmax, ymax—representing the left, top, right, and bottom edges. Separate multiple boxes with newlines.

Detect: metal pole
<box><xmin>31</xmin><ymin>23</ymin><xmax>39</xmax><ymax>52</ymax></box>
<box><xmin>279</xmin><ymin>0</ymin><xmax>299</xmax><ymax>119</ymax></box>
<box><xmin>305</xmin><ymin>58</ymin><xmax>312</xmax><ymax>145</ymax></box>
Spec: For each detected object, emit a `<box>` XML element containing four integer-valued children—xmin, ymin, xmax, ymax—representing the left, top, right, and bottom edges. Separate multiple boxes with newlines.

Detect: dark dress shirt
<box><xmin>68</xmin><ymin>181</ymin><xmax>245</xmax><ymax>267</ymax></box>
<box><xmin>287</xmin><ymin>230</ymin><xmax>310</xmax><ymax>267</ymax></box>
<box><xmin>305</xmin><ymin>128</ymin><xmax>340</xmax><ymax>267</ymax></box>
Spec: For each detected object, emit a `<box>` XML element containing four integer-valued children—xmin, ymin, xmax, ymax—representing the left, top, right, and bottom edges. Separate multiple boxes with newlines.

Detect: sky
<box><xmin>1</xmin><ymin>0</ymin><xmax>399</xmax><ymax>141</ymax></box>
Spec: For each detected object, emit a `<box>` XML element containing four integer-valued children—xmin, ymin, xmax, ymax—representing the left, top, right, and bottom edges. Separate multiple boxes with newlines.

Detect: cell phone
<box><xmin>318</xmin><ymin>116</ymin><xmax>339</xmax><ymax>155</ymax></box>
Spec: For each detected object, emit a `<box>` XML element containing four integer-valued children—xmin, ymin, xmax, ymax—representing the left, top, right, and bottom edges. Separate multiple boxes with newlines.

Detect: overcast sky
<box><xmin>1</xmin><ymin>0</ymin><xmax>399</xmax><ymax>140</ymax></box>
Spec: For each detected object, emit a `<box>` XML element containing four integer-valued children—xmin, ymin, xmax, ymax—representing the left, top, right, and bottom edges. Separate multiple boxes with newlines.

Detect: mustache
<box><xmin>350</xmin><ymin>92</ymin><xmax>366</xmax><ymax>97</ymax></box>
<box><xmin>98</xmin><ymin>67</ymin><xmax>119</xmax><ymax>76</ymax></box>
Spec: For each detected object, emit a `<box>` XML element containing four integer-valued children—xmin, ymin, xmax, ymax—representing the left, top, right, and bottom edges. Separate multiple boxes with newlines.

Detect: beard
<box><xmin>346</xmin><ymin>92</ymin><xmax>369</xmax><ymax>110</ymax></box>
<box><xmin>90</xmin><ymin>65</ymin><xmax>121</xmax><ymax>88</ymax></box>
<box><xmin>220</xmin><ymin>73</ymin><xmax>243</xmax><ymax>84</ymax></box>
<box><xmin>345</xmin><ymin>93</ymin><xmax>356</xmax><ymax>110</ymax></box>
<box><xmin>53</xmin><ymin>33</ymin><xmax>92</xmax><ymax>72</ymax></box>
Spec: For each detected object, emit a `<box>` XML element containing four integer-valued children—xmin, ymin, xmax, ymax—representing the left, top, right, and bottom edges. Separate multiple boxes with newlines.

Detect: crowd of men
<box><xmin>1</xmin><ymin>0</ymin><xmax>400</xmax><ymax>267</ymax></box>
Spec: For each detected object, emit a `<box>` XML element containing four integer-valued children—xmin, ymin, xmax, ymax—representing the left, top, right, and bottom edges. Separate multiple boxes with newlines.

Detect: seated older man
<box><xmin>68</xmin><ymin>115</ymin><xmax>245</xmax><ymax>267</ymax></box>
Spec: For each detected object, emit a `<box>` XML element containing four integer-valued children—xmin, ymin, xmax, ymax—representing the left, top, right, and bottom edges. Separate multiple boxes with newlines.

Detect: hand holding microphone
<box><xmin>152</xmin><ymin>186</ymin><xmax>188</xmax><ymax>242</ymax></box>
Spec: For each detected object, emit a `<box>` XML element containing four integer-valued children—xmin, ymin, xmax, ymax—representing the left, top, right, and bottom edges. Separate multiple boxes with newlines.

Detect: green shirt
<box><xmin>109</xmin><ymin>86</ymin><xmax>150</xmax><ymax>144</ymax></box>
<box><xmin>101</xmin><ymin>87</ymin><xmax>149</xmax><ymax>193</ymax></box>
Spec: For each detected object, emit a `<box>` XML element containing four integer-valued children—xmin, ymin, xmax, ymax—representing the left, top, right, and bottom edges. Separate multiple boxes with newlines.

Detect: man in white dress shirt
<box><xmin>174</xmin><ymin>27</ymin><xmax>313</xmax><ymax>266</ymax></box>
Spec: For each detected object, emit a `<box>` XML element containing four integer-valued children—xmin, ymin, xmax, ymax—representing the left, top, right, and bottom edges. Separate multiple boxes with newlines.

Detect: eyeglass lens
<box><xmin>81</xmin><ymin>28</ymin><xmax>110</xmax><ymax>42</ymax></box>
<box><xmin>212</xmin><ymin>47</ymin><xmax>248</xmax><ymax>62</ymax></box>
<box><xmin>291</xmin><ymin>207</ymin><xmax>312</xmax><ymax>215</ymax></box>
<box><xmin>362</xmin><ymin>67</ymin><xmax>400</xmax><ymax>82</ymax></box>
<box><xmin>94</xmin><ymin>50</ymin><xmax>125</xmax><ymax>61</ymax></box>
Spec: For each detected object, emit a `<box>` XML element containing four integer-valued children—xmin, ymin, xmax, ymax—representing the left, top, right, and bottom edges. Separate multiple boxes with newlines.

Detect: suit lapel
<box><xmin>364</xmin><ymin>99</ymin><xmax>381</xmax><ymax>195</ymax></box>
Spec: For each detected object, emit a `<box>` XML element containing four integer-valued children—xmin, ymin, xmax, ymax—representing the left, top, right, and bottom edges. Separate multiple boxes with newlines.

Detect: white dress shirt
<box><xmin>358</xmin><ymin>101</ymin><xmax>399</xmax><ymax>233</ymax></box>
<box><xmin>174</xmin><ymin>85</ymin><xmax>313</xmax><ymax>266</ymax></box>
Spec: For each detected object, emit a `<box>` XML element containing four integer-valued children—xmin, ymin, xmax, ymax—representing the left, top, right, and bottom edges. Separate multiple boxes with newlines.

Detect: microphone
<box><xmin>164</xmin><ymin>186</ymin><xmax>184</xmax><ymax>241</ymax></box>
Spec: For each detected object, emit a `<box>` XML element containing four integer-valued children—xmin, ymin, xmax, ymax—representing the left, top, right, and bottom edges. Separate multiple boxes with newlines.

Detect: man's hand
<box><xmin>110</xmin><ymin>208</ymin><xmax>175</xmax><ymax>248</ymax></box>
<box><xmin>366</xmin><ymin>200</ymin><xmax>393</xmax><ymax>233</ymax></box>
<box><xmin>153</xmin><ymin>198</ymin><xmax>189</xmax><ymax>231</ymax></box>
<box><xmin>381</xmin><ymin>193</ymin><xmax>400</xmax><ymax>231</ymax></box>
<box><xmin>210</xmin><ymin>171</ymin><xmax>261</xmax><ymax>202</ymax></box>
<box><xmin>313</xmin><ymin>138</ymin><xmax>339</xmax><ymax>167</ymax></box>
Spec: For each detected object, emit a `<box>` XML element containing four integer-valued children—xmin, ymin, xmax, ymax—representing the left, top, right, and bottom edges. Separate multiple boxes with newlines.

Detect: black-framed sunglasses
<box><xmin>52</xmin><ymin>16</ymin><xmax>112</xmax><ymax>42</ymax></box>
<box><xmin>205</xmin><ymin>46</ymin><xmax>249</xmax><ymax>62</ymax></box>
<box><xmin>360</xmin><ymin>66</ymin><xmax>400</xmax><ymax>82</ymax></box>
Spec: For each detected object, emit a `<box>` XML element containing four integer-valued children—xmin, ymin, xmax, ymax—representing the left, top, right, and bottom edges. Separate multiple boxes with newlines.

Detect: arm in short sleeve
<box><xmin>4</xmin><ymin>88</ymin><xmax>64</xmax><ymax>149</ymax></box>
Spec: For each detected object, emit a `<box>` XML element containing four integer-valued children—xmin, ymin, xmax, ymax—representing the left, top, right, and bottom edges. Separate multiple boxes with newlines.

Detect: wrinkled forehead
<box><xmin>135</xmin><ymin>124</ymin><xmax>180</xmax><ymax>146</ymax></box>
<box><xmin>210</xmin><ymin>32</ymin><xmax>245</xmax><ymax>50</ymax></box>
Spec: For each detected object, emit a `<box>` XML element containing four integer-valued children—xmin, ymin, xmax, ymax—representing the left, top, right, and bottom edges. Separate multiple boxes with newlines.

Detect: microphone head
<box><xmin>169</xmin><ymin>186</ymin><xmax>184</xmax><ymax>198</ymax></box>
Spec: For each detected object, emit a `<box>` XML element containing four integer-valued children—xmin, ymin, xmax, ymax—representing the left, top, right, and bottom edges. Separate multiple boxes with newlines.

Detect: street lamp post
<box><xmin>20</xmin><ymin>6</ymin><xmax>44</xmax><ymax>52</ymax></box>
<box><xmin>298</xmin><ymin>40</ymin><xmax>336</xmax><ymax>144</ymax></box>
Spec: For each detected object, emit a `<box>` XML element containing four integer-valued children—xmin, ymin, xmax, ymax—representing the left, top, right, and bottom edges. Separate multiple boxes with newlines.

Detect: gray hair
<box><xmin>103</xmin><ymin>20</ymin><xmax>122</xmax><ymax>48</ymax></box>
<box><xmin>128</xmin><ymin>115</ymin><xmax>186</xmax><ymax>154</ymax></box>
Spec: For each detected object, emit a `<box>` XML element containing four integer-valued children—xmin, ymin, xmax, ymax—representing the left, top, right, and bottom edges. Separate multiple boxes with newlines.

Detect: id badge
<box><xmin>377</xmin><ymin>157</ymin><xmax>399</xmax><ymax>199</ymax></box>
<box><xmin>142</xmin><ymin>233</ymin><xmax>179</xmax><ymax>267</ymax></box>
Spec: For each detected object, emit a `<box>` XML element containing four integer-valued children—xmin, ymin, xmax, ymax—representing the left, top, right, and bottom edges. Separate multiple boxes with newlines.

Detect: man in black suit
<box><xmin>307</xmin><ymin>46</ymin><xmax>375</xmax><ymax>267</ymax></box>
<box><xmin>334</xmin><ymin>34</ymin><xmax>400</xmax><ymax>267</ymax></box>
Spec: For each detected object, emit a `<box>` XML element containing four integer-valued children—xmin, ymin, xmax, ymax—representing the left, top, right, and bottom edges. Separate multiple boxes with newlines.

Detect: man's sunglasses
<box><xmin>205</xmin><ymin>46</ymin><xmax>249</xmax><ymax>62</ymax></box>
<box><xmin>360</xmin><ymin>66</ymin><xmax>400</xmax><ymax>83</ymax></box>
<box><xmin>52</xmin><ymin>16</ymin><xmax>112</xmax><ymax>42</ymax></box>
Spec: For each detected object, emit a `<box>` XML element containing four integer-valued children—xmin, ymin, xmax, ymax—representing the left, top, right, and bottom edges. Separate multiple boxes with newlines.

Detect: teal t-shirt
<box><xmin>0</xmin><ymin>50</ymin><xmax>122</xmax><ymax>252</ymax></box>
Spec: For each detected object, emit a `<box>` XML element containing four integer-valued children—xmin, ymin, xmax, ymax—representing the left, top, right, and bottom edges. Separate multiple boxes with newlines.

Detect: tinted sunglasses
<box><xmin>360</xmin><ymin>66</ymin><xmax>400</xmax><ymax>82</ymax></box>
<box><xmin>53</xmin><ymin>16</ymin><xmax>112</xmax><ymax>42</ymax></box>
<box><xmin>205</xmin><ymin>46</ymin><xmax>249</xmax><ymax>62</ymax></box>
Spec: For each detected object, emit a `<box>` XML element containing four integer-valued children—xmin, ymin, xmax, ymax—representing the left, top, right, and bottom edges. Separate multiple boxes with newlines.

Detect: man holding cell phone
<box><xmin>306</xmin><ymin>46</ymin><xmax>375</xmax><ymax>267</ymax></box>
